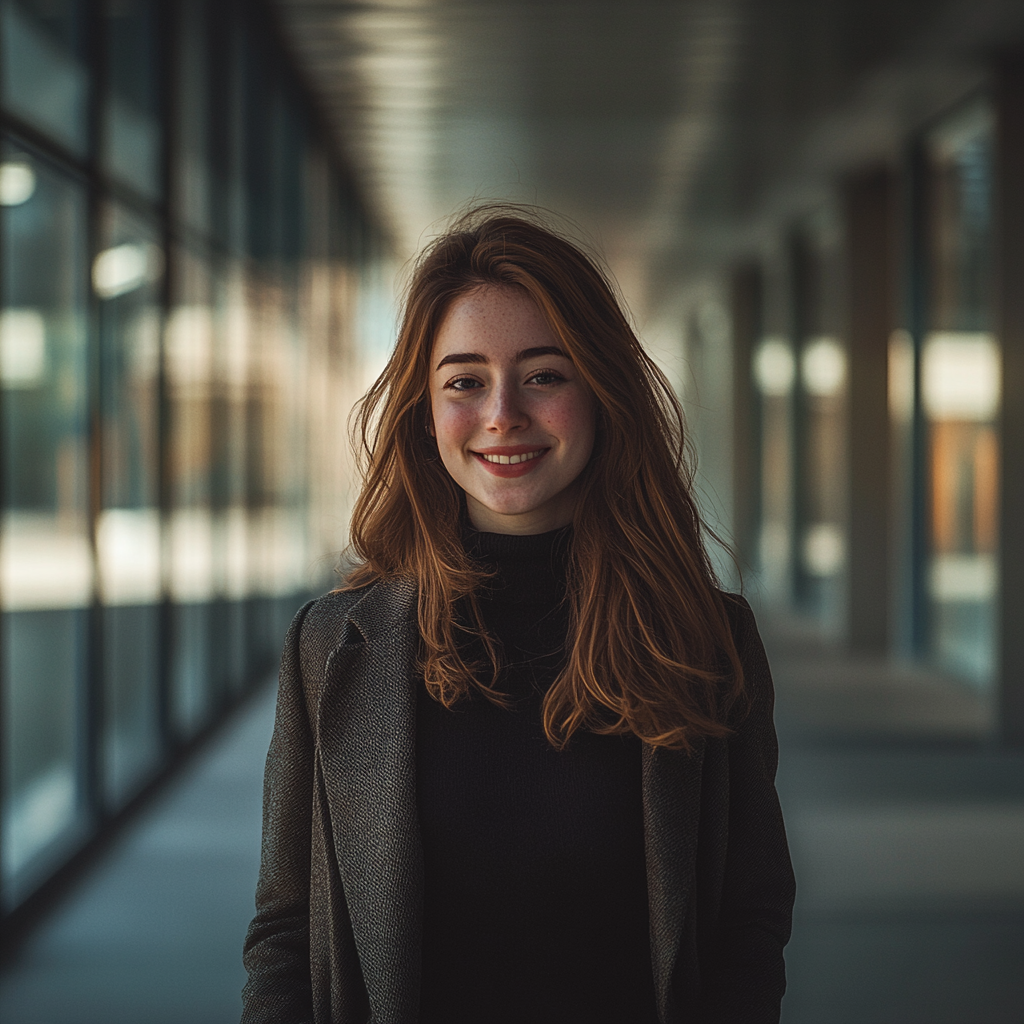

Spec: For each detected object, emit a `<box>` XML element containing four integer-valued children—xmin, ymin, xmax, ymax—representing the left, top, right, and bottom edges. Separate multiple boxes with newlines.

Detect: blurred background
<box><xmin>0</xmin><ymin>0</ymin><xmax>1022</xmax><ymax>1021</ymax></box>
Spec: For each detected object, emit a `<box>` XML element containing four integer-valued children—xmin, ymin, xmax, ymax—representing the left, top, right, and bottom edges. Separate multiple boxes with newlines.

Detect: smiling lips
<box><xmin>472</xmin><ymin>446</ymin><xmax>550</xmax><ymax>476</ymax></box>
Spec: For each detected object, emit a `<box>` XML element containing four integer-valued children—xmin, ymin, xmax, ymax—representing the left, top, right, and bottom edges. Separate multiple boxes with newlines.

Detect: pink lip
<box><xmin>471</xmin><ymin>446</ymin><xmax>550</xmax><ymax>478</ymax></box>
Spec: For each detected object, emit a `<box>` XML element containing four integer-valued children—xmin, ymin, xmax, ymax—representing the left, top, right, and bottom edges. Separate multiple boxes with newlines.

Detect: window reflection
<box><xmin>0</xmin><ymin>0</ymin><xmax>89</xmax><ymax>156</ymax></box>
<box><xmin>924</xmin><ymin>99</ymin><xmax>997</xmax><ymax>686</ymax></box>
<box><xmin>101</xmin><ymin>0</ymin><xmax>162</xmax><ymax>199</ymax></box>
<box><xmin>96</xmin><ymin>202</ymin><xmax>163</xmax><ymax>807</ymax></box>
<box><xmin>1</xmin><ymin>0</ymin><xmax>376</xmax><ymax>915</ymax></box>
<box><xmin>172</xmin><ymin>0</ymin><xmax>211</xmax><ymax>234</ymax></box>
<box><xmin>0</xmin><ymin>147</ymin><xmax>90</xmax><ymax>903</ymax></box>
<box><xmin>168</xmin><ymin>246</ymin><xmax>214</xmax><ymax>736</ymax></box>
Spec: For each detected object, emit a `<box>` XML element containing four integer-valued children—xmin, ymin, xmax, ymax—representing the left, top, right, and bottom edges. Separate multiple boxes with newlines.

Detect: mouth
<box><xmin>475</xmin><ymin>447</ymin><xmax>547</xmax><ymax>466</ymax></box>
<box><xmin>472</xmin><ymin>446</ymin><xmax>550</xmax><ymax>477</ymax></box>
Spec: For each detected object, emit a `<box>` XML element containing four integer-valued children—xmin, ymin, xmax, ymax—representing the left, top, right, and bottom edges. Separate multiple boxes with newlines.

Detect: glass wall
<box><xmin>1</xmin><ymin>142</ymin><xmax>91</xmax><ymax>904</ymax></box>
<box><xmin>0</xmin><ymin>0</ymin><xmax>380</xmax><ymax>914</ymax></box>
<box><xmin>921</xmin><ymin>98</ymin><xmax>997</xmax><ymax>686</ymax></box>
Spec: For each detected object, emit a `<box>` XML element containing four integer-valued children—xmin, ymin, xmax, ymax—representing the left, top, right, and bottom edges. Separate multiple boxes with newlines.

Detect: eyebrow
<box><xmin>435</xmin><ymin>346</ymin><xmax>567</xmax><ymax>371</ymax></box>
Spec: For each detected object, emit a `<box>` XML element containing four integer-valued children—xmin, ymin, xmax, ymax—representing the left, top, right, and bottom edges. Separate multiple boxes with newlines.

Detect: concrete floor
<box><xmin>765</xmin><ymin>618</ymin><xmax>1024</xmax><ymax>1024</ymax></box>
<box><xmin>1</xmin><ymin>624</ymin><xmax>1022</xmax><ymax>1024</ymax></box>
<box><xmin>0</xmin><ymin>680</ymin><xmax>276</xmax><ymax>1024</ymax></box>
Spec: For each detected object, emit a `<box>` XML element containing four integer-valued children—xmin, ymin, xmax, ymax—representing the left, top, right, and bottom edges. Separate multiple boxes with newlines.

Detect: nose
<box><xmin>484</xmin><ymin>377</ymin><xmax>530</xmax><ymax>434</ymax></box>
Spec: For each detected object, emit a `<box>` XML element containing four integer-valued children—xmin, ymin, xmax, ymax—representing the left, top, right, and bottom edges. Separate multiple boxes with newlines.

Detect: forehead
<box><xmin>432</xmin><ymin>286</ymin><xmax>557</xmax><ymax>356</ymax></box>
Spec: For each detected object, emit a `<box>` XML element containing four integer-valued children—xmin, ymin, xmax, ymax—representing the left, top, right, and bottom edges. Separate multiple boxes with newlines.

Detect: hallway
<box><xmin>1</xmin><ymin>627</ymin><xmax>1022</xmax><ymax>1024</ymax></box>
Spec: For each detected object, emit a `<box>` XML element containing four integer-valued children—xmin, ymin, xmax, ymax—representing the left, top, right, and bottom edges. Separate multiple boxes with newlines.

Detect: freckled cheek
<box><xmin>430</xmin><ymin>401</ymin><xmax>479</xmax><ymax>452</ymax></box>
<box><xmin>541</xmin><ymin>394</ymin><xmax>596</xmax><ymax>451</ymax></box>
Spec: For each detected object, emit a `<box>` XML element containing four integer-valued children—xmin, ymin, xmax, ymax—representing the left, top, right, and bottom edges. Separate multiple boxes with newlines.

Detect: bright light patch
<box><xmin>0</xmin><ymin>161</ymin><xmax>36</xmax><ymax>205</ymax></box>
<box><xmin>754</xmin><ymin>337</ymin><xmax>795</xmax><ymax>396</ymax></box>
<box><xmin>96</xmin><ymin>507</ymin><xmax>161</xmax><ymax>605</ymax></box>
<box><xmin>3</xmin><ymin>765</ymin><xmax>76</xmax><ymax>875</ymax></box>
<box><xmin>801</xmin><ymin>337</ymin><xmax>846</xmax><ymax>397</ymax></box>
<box><xmin>92</xmin><ymin>243</ymin><xmax>163</xmax><ymax>299</ymax></box>
<box><xmin>888</xmin><ymin>329</ymin><xmax>915</xmax><ymax>423</ymax></box>
<box><xmin>803</xmin><ymin>523</ymin><xmax>845</xmax><ymax>577</ymax></box>
<box><xmin>930</xmin><ymin>553</ymin><xmax>996</xmax><ymax>602</ymax></box>
<box><xmin>922</xmin><ymin>332</ymin><xmax>999</xmax><ymax>421</ymax></box>
<box><xmin>0</xmin><ymin>308</ymin><xmax>46</xmax><ymax>386</ymax></box>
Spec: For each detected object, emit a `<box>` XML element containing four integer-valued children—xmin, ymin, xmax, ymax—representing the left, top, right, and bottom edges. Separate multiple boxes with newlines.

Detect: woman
<box><xmin>242</xmin><ymin>207</ymin><xmax>795</xmax><ymax>1024</ymax></box>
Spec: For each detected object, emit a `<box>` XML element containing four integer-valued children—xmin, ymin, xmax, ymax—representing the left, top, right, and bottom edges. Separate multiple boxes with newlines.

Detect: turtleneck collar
<box><xmin>463</xmin><ymin>523</ymin><xmax>572</xmax><ymax>561</ymax></box>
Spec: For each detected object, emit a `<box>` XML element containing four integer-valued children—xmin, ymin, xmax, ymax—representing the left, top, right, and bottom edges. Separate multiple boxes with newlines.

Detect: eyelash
<box><xmin>443</xmin><ymin>370</ymin><xmax>566</xmax><ymax>391</ymax></box>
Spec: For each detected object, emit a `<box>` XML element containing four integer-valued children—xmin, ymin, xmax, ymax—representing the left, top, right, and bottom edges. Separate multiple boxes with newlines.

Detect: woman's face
<box><xmin>428</xmin><ymin>285</ymin><xmax>596</xmax><ymax>535</ymax></box>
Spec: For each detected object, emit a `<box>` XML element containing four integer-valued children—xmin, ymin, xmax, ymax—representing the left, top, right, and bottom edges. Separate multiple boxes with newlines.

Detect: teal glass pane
<box><xmin>0</xmin><ymin>0</ymin><xmax>89</xmax><ymax>156</ymax></box>
<box><xmin>167</xmin><ymin>245</ymin><xmax>214</xmax><ymax>737</ymax></box>
<box><xmin>95</xmin><ymin>202</ymin><xmax>163</xmax><ymax>806</ymax></box>
<box><xmin>1</xmin><ymin>143</ymin><xmax>91</xmax><ymax>904</ymax></box>
<box><xmin>101</xmin><ymin>0</ymin><xmax>162</xmax><ymax>200</ymax></box>
<box><xmin>924</xmin><ymin>98</ymin><xmax>997</xmax><ymax>688</ymax></box>
<box><xmin>172</xmin><ymin>0</ymin><xmax>210</xmax><ymax>235</ymax></box>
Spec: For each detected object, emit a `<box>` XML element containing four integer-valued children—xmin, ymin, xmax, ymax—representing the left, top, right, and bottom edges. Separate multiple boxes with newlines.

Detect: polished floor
<box><xmin>0</xmin><ymin>680</ymin><xmax>276</xmax><ymax>1024</ymax></box>
<box><xmin>1</xmin><ymin>624</ymin><xmax>1022</xmax><ymax>1024</ymax></box>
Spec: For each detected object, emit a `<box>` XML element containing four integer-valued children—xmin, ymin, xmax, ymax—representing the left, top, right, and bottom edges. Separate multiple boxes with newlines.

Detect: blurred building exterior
<box><xmin>3</xmin><ymin>0</ymin><xmax>1024</xmax><ymax>985</ymax></box>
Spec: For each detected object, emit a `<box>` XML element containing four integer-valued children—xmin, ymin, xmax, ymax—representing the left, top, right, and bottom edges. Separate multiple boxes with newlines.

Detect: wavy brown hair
<box><xmin>345</xmin><ymin>205</ymin><xmax>744</xmax><ymax>751</ymax></box>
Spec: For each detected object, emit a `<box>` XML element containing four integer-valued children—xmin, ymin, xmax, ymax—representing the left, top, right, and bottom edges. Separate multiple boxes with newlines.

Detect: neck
<box><xmin>465</xmin><ymin>489</ymin><xmax>577</xmax><ymax>535</ymax></box>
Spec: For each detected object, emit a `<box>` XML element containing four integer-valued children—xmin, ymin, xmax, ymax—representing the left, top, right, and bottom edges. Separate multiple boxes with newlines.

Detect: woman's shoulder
<box><xmin>718</xmin><ymin>590</ymin><xmax>757</xmax><ymax>638</ymax></box>
<box><xmin>298</xmin><ymin>573</ymin><xmax>417</xmax><ymax>647</ymax></box>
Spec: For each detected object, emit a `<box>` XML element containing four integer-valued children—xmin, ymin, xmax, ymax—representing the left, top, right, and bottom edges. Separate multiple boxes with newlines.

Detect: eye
<box><xmin>527</xmin><ymin>369</ymin><xmax>566</xmax><ymax>386</ymax></box>
<box><xmin>443</xmin><ymin>375</ymin><xmax>482</xmax><ymax>392</ymax></box>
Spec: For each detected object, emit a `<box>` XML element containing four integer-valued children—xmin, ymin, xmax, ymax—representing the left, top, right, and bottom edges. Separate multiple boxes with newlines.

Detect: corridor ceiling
<box><xmin>272</xmin><ymin>0</ymin><xmax>1024</xmax><ymax>315</ymax></box>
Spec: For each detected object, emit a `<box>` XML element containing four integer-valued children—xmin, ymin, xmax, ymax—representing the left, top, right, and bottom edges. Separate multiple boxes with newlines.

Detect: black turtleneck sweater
<box><xmin>416</xmin><ymin>528</ymin><xmax>659</xmax><ymax>1024</ymax></box>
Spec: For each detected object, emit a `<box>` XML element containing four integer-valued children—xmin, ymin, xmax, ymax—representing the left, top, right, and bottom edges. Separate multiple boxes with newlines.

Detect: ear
<box><xmin>426</xmin><ymin>415</ymin><xmax>435</xmax><ymax>437</ymax></box>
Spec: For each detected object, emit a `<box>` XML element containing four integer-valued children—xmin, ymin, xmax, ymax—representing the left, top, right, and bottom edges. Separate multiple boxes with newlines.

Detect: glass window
<box><xmin>172</xmin><ymin>0</ymin><xmax>210</xmax><ymax>235</ymax></box>
<box><xmin>243</xmin><ymin>35</ymin><xmax>278</xmax><ymax>263</ymax></box>
<box><xmin>208</xmin><ymin>0</ymin><xmax>245</xmax><ymax>254</ymax></box>
<box><xmin>0</xmin><ymin>0</ymin><xmax>89</xmax><ymax>156</ymax></box>
<box><xmin>212</xmin><ymin>259</ymin><xmax>252</xmax><ymax>692</ymax></box>
<box><xmin>923</xmin><ymin>98</ymin><xmax>996</xmax><ymax>687</ymax></box>
<box><xmin>101</xmin><ymin>0</ymin><xmax>163</xmax><ymax>200</ymax></box>
<box><xmin>95</xmin><ymin>202</ymin><xmax>163</xmax><ymax>806</ymax></box>
<box><xmin>1</xmin><ymin>144</ymin><xmax>91</xmax><ymax>904</ymax></box>
<box><xmin>167</xmin><ymin>245</ymin><xmax>213</xmax><ymax>737</ymax></box>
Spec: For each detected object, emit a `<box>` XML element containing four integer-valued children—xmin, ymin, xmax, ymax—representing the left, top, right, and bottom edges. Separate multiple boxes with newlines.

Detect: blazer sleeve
<box><xmin>241</xmin><ymin>600</ymin><xmax>318</xmax><ymax>1024</ymax></box>
<box><xmin>697</xmin><ymin>595</ymin><xmax>796</xmax><ymax>1023</ymax></box>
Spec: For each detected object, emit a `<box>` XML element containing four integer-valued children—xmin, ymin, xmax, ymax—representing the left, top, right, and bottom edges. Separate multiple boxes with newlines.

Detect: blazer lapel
<box><xmin>643</xmin><ymin>738</ymin><xmax>706</xmax><ymax>1024</ymax></box>
<box><xmin>316</xmin><ymin>577</ymin><xmax>423</xmax><ymax>1023</ymax></box>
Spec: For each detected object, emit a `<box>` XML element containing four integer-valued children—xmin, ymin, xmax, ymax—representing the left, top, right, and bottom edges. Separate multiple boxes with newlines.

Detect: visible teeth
<box><xmin>481</xmin><ymin>449</ymin><xmax>544</xmax><ymax>465</ymax></box>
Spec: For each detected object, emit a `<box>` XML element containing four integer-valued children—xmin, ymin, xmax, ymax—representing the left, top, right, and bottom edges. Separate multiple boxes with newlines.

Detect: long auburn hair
<box><xmin>345</xmin><ymin>205</ymin><xmax>744</xmax><ymax>751</ymax></box>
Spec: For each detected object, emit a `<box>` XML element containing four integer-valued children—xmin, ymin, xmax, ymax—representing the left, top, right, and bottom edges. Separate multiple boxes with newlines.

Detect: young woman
<box><xmin>241</xmin><ymin>208</ymin><xmax>795</xmax><ymax>1024</ymax></box>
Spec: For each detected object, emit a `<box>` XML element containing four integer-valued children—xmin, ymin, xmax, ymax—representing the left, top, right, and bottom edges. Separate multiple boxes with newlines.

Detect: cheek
<box><xmin>546</xmin><ymin>393</ymin><xmax>597</xmax><ymax>452</ymax></box>
<box><xmin>430</xmin><ymin>398</ymin><xmax>475</xmax><ymax>449</ymax></box>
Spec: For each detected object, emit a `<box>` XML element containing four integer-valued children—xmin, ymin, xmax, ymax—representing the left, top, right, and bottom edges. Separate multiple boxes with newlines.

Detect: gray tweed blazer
<box><xmin>241</xmin><ymin>579</ymin><xmax>795</xmax><ymax>1024</ymax></box>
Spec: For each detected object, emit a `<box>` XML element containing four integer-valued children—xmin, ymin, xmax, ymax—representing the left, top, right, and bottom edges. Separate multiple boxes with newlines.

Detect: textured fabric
<box><xmin>241</xmin><ymin>581</ymin><xmax>795</xmax><ymax>1024</ymax></box>
<box><xmin>416</xmin><ymin>527</ymin><xmax>658</xmax><ymax>1023</ymax></box>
